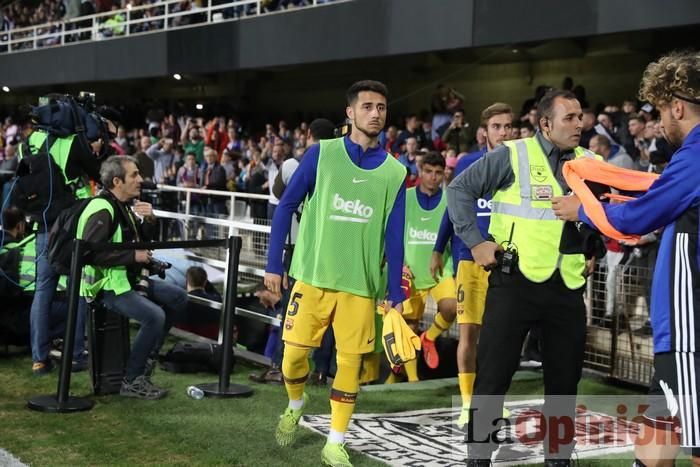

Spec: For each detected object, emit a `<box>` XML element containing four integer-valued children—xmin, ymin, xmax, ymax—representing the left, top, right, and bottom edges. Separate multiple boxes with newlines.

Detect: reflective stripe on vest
<box><xmin>489</xmin><ymin>137</ymin><xmax>600</xmax><ymax>289</ymax></box>
<box><xmin>76</xmin><ymin>198</ymin><xmax>130</xmax><ymax>298</ymax></box>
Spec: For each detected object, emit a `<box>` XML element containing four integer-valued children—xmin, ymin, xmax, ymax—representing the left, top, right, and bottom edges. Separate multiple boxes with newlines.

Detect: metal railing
<box><xmin>584</xmin><ymin>259</ymin><xmax>654</xmax><ymax>386</ymax></box>
<box><xmin>150</xmin><ymin>185</ymin><xmax>656</xmax><ymax>386</ymax></box>
<box><xmin>150</xmin><ymin>184</ymin><xmax>272</xmax><ymax>280</ymax></box>
<box><xmin>0</xmin><ymin>0</ymin><xmax>344</xmax><ymax>54</ymax></box>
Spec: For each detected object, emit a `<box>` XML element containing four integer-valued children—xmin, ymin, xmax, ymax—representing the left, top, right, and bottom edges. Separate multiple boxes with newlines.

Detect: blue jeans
<box><xmin>100</xmin><ymin>278</ymin><xmax>187</xmax><ymax>380</ymax></box>
<box><xmin>30</xmin><ymin>232</ymin><xmax>87</xmax><ymax>362</ymax></box>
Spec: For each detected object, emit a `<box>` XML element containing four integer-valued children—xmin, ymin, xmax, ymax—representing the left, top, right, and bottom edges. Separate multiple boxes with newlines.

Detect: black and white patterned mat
<box><xmin>300</xmin><ymin>399</ymin><xmax>637</xmax><ymax>466</ymax></box>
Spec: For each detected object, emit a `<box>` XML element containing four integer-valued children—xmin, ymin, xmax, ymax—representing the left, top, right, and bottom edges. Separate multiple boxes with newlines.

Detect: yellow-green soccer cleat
<box><xmin>321</xmin><ymin>441</ymin><xmax>353</xmax><ymax>467</ymax></box>
<box><xmin>457</xmin><ymin>403</ymin><xmax>511</xmax><ymax>428</ymax></box>
<box><xmin>275</xmin><ymin>393</ymin><xmax>309</xmax><ymax>447</ymax></box>
<box><xmin>457</xmin><ymin>402</ymin><xmax>472</xmax><ymax>428</ymax></box>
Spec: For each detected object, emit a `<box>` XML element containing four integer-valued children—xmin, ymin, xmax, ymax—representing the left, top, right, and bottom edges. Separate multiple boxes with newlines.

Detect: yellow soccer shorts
<box><xmin>456</xmin><ymin>260</ymin><xmax>489</xmax><ymax>325</ymax></box>
<box><xmin>401</xmin><ymin>276</ymin><xmax>456</xmax><ymax>321</ymax></box>
<box><xmin>282</xmin><ymin>280</ymin><xmax>376</xmax><ymax>354</ymax></box>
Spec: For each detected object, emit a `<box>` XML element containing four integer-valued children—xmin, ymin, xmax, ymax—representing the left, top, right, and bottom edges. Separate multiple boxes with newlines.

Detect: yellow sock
<box><xmin>426</xmin><ymin>312</ymin><xmax>453</xmax><ymax>341</ymax></box>
<box><xmin>405</xmin><ymin>358</ymin><xmax>419</xmax><ymax>382</ymax></box>
<box><xmin>281</xmin><ymin>345</ymin><xmax>311</xmax><ymax>402</ymax></box>
<box><xmin>385</xmin><ymin>371</ymin><xmax>398</xmax><ymax>384</ymax></box>
<box><xmin>330</xmin><ymin>352</ymin><xmax>362</xmax><ymax>433</ymax></box>
<box><xmin>458</xmin><ymin>372</ymin><xmax>475</xmax><ymax>406</ymax></box>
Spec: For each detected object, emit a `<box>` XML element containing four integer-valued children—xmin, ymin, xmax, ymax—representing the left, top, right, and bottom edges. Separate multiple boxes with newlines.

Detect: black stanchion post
<box><xmin>197</xmin><ymin>236</ymin><xmax>253</xmax><ymax>398</ymax></box>
<box><xmin>28</xmin><ymin>239</ymin><xmax>95</xmax><ymax>413</ymax></box>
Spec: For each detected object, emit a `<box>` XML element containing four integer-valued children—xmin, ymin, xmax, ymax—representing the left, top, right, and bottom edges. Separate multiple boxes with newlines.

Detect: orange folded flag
<box><xmin>563</xmin><ymin>158</ymin><xmax>659</xmax><ymax>244</ymax></box>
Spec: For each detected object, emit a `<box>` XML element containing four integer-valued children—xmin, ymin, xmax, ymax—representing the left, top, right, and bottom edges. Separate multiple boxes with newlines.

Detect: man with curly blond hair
<box><xmin>552</xmin><ymin>49</ymin><xmax>700</xmax><ymax>466</ymax></box>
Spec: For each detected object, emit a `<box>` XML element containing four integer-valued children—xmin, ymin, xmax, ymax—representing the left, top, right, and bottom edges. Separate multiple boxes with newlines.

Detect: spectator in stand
<box><xmin>579</xmin><ymin>108</ymin><xmax>597</xmax><ymax>149</ymax></box>
<box><xmin>237</xmin><ymin>157</ymin><xmax>249</xmax><ymax>191</ymax></box>
<box><xmin>509</xmin><ymin>122</ymin><xmax>520</xmax><ymax>140</ymax></box>
<box><xmin>441</xmin><ymin>110</ymin><xmax>471</xmax><ymax>154</ymax></box>
<box><xmin>625</xmin><ymin>115</ymin><xmax>648</xmax><ymax>162</ymax></box>
<box><xmin>206</xmin><ymin>118</ymin><xmax>229</xmax><ymax>157</ymax></box>
<box><xmin>265</xmin><ymin>140</ymin><xmax>286</xmax><ymax>219</ymax></box>
<box><xmin>595</xmin><ymin>111</ymin><xmax>617</xmax><ymax>141</ymax></box>
<box><xmin>181</xmin><ymin>119</ymin><xmax>205</xmax><ymax>165</ymax></box>
<box><xmin>114</xmin><ymin>125</ymin><xmax>129</xmax><ymax>153</ymax></box>
<box><xmin>398</xmin><ymin>137</ymin><xmax>420</xmax><ymax>186</ymax></box>
<box><xmin>278</xmin><ymin>120</ymin><xmax>291</xmax><ymax>141</ymax></box>
<box><xmin>134</xmin><ymin>135</ymin><xmax>155</xmax><ymax>181</ymax></box>
<box><xmin>162</xmin><ymin>114</ymin><xmax>181</xmax><ymax>143</ymax></box>
<box><xmin>202</xmin><ymin>147</ymin><xmax>227</xmax><ymax>215</ymax></box>
<box><xmin>422</xmin><ymin>119</ymin><xmax>434</xmax><ymax>149</ymax></box>
<box><xmin>226</xmin><ymin>125</ymin><xmax>242</xmax><ymax>153</ymax></box>
<box><xmin>393</xmin><ymin>114</ymin><xmax>428</xmax><ymax>153</ymax></box>
<box><xmin>622</xmin><ymin>99</ymin><xmax>637</xmax><ymax>115</ymax></box>
<box><xmin>468</xmin><ymin>125</ymin><xmax>486</xmax><ymax>153</ymax></box>
<box><xmin>78</xmin><ymin>0</ymin><xmax>95</xmax><ymax>40</ymax></box>
<box><xmin>432</xmin><ymin>84</ymin><xmax>464</xmax><ymax>139</ymax></box>
<box><xmin>246</xmin><ymin>154</ymin><xmax>268</xmax><ymax>220</ymax></box>
<box><xmin>383</xmin><ymin>125</ymin><xmax>398</xmax><ymax>155</ymax></box>
<box><xmin>4</xmin><ymin>117</ymin><xmax>17</xmax><ymax>142</ymax></box>
<box><xmin>520</xmin><ymin>121</ymin><xmax>535</xmax><ymax>138</ymax></box>
<box><xmin>444</xmin><ymin>154</ymin><xmax>457</xmax><ymax>187</ymax></box>
<box><xmin>175</xmin><ymin>151</ymin><xmax>201</xmax><ymax>189</ymax></box>
<box><xmin>589</xmin><ymin>134</ymin><xmax>635</xmax><ymax>170</ymax></box>
<box><xmin>220</xmin><ymin>149</ymin><xmax>237</xmax><ymax>190</ymax></box>
<box><xmin>147</xmin><ymin>137</ymin><xmax>176</xmax><ymax>184</ymax></box>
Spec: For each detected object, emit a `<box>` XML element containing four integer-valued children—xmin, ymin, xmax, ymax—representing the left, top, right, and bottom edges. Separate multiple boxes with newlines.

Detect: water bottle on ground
<box><xmin>187</xmin><ymin>385</ymin><xmax>204</xmax><ymax>400</ymax></box>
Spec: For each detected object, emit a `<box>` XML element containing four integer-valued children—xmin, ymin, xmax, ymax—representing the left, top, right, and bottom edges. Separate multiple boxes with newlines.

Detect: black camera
<box><xmin>134</xmin><ymin>259</ymin><xmax>172</xmax><ymax>297</ymax></box>
<box><xmin>146</xmin><ymin>258</ymin><xmax>172</xmax><ymax>279</ymax></box>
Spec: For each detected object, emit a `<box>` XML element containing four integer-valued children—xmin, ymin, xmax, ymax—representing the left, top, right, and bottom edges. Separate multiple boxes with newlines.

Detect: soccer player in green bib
<box><xmin>264</xmin><ymin>80</ymin><xmax>407</xmax><ymax>467</ymax></box>
<box><xmin>388</xmin><ymin>151</ymin><xmax>456</xmax><ymax>383</ymax></box>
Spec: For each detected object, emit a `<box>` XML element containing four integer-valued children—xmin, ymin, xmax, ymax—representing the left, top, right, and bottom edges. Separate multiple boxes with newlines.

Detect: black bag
<box><xmin>160</xmin><ymin>341</ymin><xmax>233</xmax><ymax>374</ymax></box>
<box><xmin>47</xmin><ymin>194</ymin><xmax>117</xmax><ymax>275</ymax></box>
<box><xmin>12</xmin><ymin>138</ymin><xmax>77</xmax><ymax>227</ymax></box>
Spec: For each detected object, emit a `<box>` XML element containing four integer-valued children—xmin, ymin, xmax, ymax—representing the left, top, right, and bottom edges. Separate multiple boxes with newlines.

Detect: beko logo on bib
<box><xmin>409</xmin><ymin>227</ymin><xmax>437</xmax><ymax>242</ymax></box>
<box><xmin>330</xmin><ymin>193</ymin><xmax>374</xmax><ymax>223</ymax></box>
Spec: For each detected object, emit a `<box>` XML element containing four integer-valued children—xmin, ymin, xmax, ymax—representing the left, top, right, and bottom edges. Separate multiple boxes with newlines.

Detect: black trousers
<box><xmin>467</xmin><ymin>268</ymin><xmax>586</xmax><ymax>461</ymax></box>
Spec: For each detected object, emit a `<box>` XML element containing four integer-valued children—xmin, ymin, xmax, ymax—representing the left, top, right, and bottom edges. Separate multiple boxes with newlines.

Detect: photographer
<box><xmin>14</xmin><ymin>95</ymin><xmax>118</xmax><ymax>375</ymax></box>
<box><xmin>77</xmin><ymin>156</ymin><xmax>187</xmax><ymax>400</ymax></box>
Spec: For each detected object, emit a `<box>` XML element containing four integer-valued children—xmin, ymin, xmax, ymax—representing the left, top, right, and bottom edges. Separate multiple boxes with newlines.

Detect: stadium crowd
<box><xmin>0</xmin><ymin>0</ymin><xmax>339</xmax><ymax>50</ymax></box>
<box><xmin>0</xmin><ymin>78</ymin><xmax>674</xmax><ymax>226</ymax></box>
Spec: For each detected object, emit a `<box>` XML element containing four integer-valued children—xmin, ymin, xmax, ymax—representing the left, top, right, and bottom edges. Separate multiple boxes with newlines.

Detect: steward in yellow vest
<box><xmin>447</xmin><ymin>90</ymin><xmax>601</xmax><ymax>465</ymax></box>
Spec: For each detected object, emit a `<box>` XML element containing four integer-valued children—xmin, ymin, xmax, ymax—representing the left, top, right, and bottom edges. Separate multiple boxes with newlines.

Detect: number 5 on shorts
<box><xmin>288</xmin><ymin>292</ymin><xmax>303</xmax><ymax>316</ymax></box>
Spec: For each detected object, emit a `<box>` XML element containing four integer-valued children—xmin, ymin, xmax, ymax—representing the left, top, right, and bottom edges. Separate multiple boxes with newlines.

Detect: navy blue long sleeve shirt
<box><xmin>435</xmin><ymin>149</ymin><xmax>491</xmax><ymax>266</ymax></box>
<box><xmin>579</xmin><ymin>124</ymin><xmax>700</xmax><ymax>353</ymax></box>
<box><xmin>266</xmin><ymin>136</ymin><xmax>406</xmax><ymax>305</ymax></box>
<box><xmin>414</xmin><ymin>186</ymin><xmax>443</xmax><ymax>211</ymax></box>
